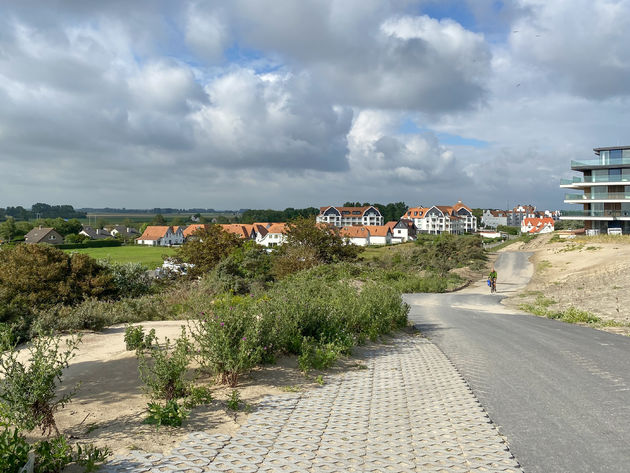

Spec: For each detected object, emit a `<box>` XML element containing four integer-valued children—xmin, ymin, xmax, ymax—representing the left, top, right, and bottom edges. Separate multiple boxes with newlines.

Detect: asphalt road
<box><xmin>404</xmin><ymin>251</ymin><xmax>630</xmax><ymax>473</ymax></box>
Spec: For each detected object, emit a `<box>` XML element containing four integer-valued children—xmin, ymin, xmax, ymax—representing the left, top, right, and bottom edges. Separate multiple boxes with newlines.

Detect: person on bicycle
<box><xmin>489</xmin><ymin>268</ymin><xmax>498</xmax><ymax>293</ymax></box>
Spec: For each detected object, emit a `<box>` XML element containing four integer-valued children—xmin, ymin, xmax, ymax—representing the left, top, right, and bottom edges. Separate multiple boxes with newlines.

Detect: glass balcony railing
<box><xmin>571</xmin><ymin>157</ymin><xmax>630</xmax><ymax>167</ymax></box>
<box><xmin>562</xmin><ymin>210</ymin><xmax>630</xmax><ymax>217</ymax></box>
<box><xmin>565</xmin><ymin>193</ymin><xmax>630</xmax><ymax>200</ymax></box>
<box><xmin>561</xmin><ymin>175</ymin><xmax>630</xmax><ymax>184</ymax></box>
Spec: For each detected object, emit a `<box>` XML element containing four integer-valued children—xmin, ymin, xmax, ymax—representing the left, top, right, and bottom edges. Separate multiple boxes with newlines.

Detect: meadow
<box><xmin>63</xmin><ymin>245</ymin><xmax>176</xmax><ymax>269</ymax></box>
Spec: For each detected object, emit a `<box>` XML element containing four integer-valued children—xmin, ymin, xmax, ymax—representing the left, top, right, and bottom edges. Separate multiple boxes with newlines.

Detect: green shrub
<box><xmin>0</xmin><ymin>425</ymin><xmax>29</xmax><ymax>473</ymax></box>
<box><xmin>182</xmin><ymin>385</ymin><xmax>213</xmax><ymax>409</ymax></box>
<box><xmin>144</xmin><ymin>400</ymin><xmax>188</xmax><ymax>428</ymax></box>
<box><xmin>34</xmin><ymin>435</ymin><xmax>111</xmax><ymax>473</ymax></box>
<box><xmin>189</xmin><ymin>295</ymin><xmax>265</xmax><ymax>387</ymax></box>
<box><xmin>0</xmin><ymin>329</ymin><xmax>80</xmax><ymax>436</ymax></box>
<box><xmin>136</xmin><ymin>329</ymin><xmax>191</xmax><ymax>401</ymax></box>
<box><xmin>100</xmin><ymin>261</ymin><xmax>152</xmax><ymax>298</ymax></box>
<box><xmin>297</xmin><ymin>338</ymin><xmax>341</xmax><ymax>372</ymax></box>
<box><xmin>226</xmin><ymin>390</ymin><xmax>241</xmax><ymax>411</ymax></box>
<box><xmin>124</xmin><ymin>325</ymin><xmax>156</xmax><ymax>351</ymax></box>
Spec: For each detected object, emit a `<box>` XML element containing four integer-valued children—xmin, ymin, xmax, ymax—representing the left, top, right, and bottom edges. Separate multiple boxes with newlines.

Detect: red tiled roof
<box><xmin>522</xmin><ymin>217</ymin><xmax>555</xmax><ymax>233</ymax></box>
<box><xmin>266</xmin><ymin>223</ymin><xmax>288</xmax><ymax>234</ymax></box>
<box><xmin>183</xmin><ymin>224</ymin><xmax>209</xmax><ymax>238</ymax></box>
<box><xmin>340</xmin><ymin>226</ymin><xmax>369</xmax><ymax>238</ymax></box>
<box><xmin>319</xmin><ymin>206</ymin><xmax>375</xmax><ymax>217</ymax></box>
<box><xmin>219</xmin><ymin>224</ymin><xmax>252</xmax><ymax>239</ymax></box>
<box><xmin>364</xmin><ymin>225</ymin><xmax>391</xmax><ymax>237</ymax></box>
<box><xmin>137</xmin><ymin>226</ymin><xmax>171</xmax><ymax>241</ymax></box>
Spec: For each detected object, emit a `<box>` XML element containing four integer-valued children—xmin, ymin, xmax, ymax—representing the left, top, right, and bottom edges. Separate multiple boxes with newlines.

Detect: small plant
<box><xmin>297</xmin><ymin>337</ymin><xmax>340</xmax><ymax>373</ymax></box>
<box><xmin>124</xmin><ymin>325</ymin><xmax>156</xmax><ymax>351</ymax></box>
<box><xmin>0</xmin><ymin>328</ymin><xmax>81</xmax><ymax>436</ymax></box>
<box><xmin>279</xmin><ymin>385</ymin><xmax>301</xmax><ymax>393</ymax></box>
<box><xmin>0</xmin><ymin>424</ymin><xmax>29</xmax><ymax>473</ymax></box>
<box><xmin>75</xmin><ymin>443</ymin><xmax>112</xmax><ymax>472</ymax></box>
<box><xmin>144</xmin><ymin>400</ymin><xmax>188</xmax><ymax>428</ymax></box>
<box><xmin>314</xmin><ymin>375</ymin><xmax>325</xmax><ymax>386</ymax></box>
<box><xmin>183</xmin><ymin>385</ymin><xmax>213</xmax><ymax>409</ymax></box>
<box><xmin>34</xmin><ymin>435</ymin><xmax>75</xmax><ymax>473</ymax></box>
<box><xmin>136</xmin><ymin>328</ymin><xmax>191</xmax><ymax>401</ymax></box>
<box><xmin>226</xmin><ymin>390</ymin><xmax>241</xmax><ymax>411</ymax></box>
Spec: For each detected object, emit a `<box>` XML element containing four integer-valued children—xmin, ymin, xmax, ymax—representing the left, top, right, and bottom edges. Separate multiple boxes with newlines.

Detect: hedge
<box><xmin>57</xmin><ymin>240</ymin><xmax>123</xmax><ymax>249</ymax></box>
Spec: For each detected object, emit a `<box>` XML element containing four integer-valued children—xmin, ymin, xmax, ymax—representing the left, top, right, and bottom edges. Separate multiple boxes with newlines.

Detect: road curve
<box><xmin>404</xmin><ymin>251</ymin><xmax>630</xmax><ymax>473</ymax></box>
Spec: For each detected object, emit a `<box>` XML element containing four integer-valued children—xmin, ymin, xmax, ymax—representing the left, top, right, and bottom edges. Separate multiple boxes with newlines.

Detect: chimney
<box><xmin>96</xmin><ymin>229</ymin><xmax>100</xmax><ymax>235</ymax></box>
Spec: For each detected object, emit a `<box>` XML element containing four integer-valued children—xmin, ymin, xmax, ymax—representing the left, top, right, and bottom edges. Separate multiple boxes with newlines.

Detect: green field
<box><xmin>64</xmin><ymin>245</ymin><xmax>177</xmax><ymax>269</ymax></box>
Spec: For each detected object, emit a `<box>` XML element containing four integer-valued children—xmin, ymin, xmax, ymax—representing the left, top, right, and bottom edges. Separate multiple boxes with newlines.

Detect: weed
<box><xmin>124</xmin><ymin>325</ymin><xmax>156</xmax><ymax>351</ymax></box>
<box><xmin>144</xmin><ymin>400</ymin><xmax>188</xmax><ymax>428</ymax></box>
<box><xmin>315</xmin><ymin>375</ymin><xmax>325</xmax><ymax>386</ymax></box>
<box><xmin>298</xmin><ymin>338</ymin><xmax>341</xmax><ymax>373</ymax></box>
<box><xmin>279</xmin><ymin>385</ymin><xmax>302</xmax><ymax>393</ymax></box>
<box><xmin>183</xmin><ymin>385</ymin><xmax>213</xmax><ymax>409</ymax></box>
<box><xmin>227</xmin><ymin>390</ymin><xmax>241</xmax><ymax>411</ymax></box>
<box><xmin>0</xmin><ymin>329</ymin><xmax>81</xmax><ymax>436</ymax></box>
<box><xmin>0</xmin><ymin>425</ymin><xmax>29</xmax><ymax>473</ymax></box>
<box><xmin>136</xmin><ymin>328</ymin><xmax>191</xmax><ymax>401</ymax></box>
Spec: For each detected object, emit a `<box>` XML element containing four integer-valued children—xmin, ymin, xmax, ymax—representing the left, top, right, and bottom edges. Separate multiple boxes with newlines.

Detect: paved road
<box><xmin>405</xmin><ymin>251</ymin><xmax>630</xmax><ymax>473</ymax></box>
<box><xmin>106</xmin><ymin>335</ymin><xmax>521</xmax><ymax>473</ymax></box>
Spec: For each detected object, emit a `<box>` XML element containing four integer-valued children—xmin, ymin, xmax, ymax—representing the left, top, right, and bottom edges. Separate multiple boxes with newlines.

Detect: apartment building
<box><xmin>316</xmin><ymin>206</ymin><xmax>384</xmax><ymax>227</ymax></box>
<box><xmin>561</xmin><ymin>146</ymin><xmax>630</xmax><ymax>235</ymax></box>
<box><xmin>403</xmin><ymin>201</ymin><xmax>476</xmax><ymax>235</ymax></box>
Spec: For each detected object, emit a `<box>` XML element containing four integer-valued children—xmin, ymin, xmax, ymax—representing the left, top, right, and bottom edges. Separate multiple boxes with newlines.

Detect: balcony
<box><xmin>571</xmin><ymin>157</ymin><xmax>630</xmax><ymax>168</ymax></box>
<box><xmin>561</xmin><ymin>175</ymin><xmax>630</xmax><ymax>185</ymax></box>
<box><xmin>561</xmin><ymin>210</ymin><xmax>630</xmax><ymax>218</ymax></box>
<box><xmin>564</xmin><ymin>193</ymin><xmax>630</xmax><ymax>201</ymax></box>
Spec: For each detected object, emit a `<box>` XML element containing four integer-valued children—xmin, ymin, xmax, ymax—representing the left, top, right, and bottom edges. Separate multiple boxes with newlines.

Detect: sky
<box><xmin>1</xmin><ymin>0</ymin><xmax>630</xmax><ymax>211</ymax></box>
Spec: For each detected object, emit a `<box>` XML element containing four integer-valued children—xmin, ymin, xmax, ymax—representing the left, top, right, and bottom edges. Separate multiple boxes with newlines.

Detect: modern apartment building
<box><xmin>402</xmin><ymin>201</ymin><xmax>476</xmax><ymax>235</ymax></box>
<box><xmin>561</xmin><ymin>146</ymin><xmax>630</xmax><ymax>234</ymax></box>
<box><xmin>316</xmin><ymin>206</ymin><xmax>384</xmax><ymax>227</ymax></box>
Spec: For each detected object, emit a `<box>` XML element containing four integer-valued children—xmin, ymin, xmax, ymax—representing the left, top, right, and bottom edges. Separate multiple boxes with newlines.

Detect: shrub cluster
<box><xmin>189</xmin><ymin>270</ymin><xmax>409</xmax><ymax>384</ymax></box>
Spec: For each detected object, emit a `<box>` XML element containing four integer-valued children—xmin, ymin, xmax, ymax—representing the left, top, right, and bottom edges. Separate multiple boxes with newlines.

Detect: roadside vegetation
<box><xmin>0</xmin><ymin>219</ymin><xmax>488</xmax><ymax>469</ymax></box>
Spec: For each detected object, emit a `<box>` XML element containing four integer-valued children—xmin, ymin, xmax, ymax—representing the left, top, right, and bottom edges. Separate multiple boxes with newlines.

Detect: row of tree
<box><xmin>0</xmin><ymin>203</ymin><xmax>86</xmax><ymax>221</ymax></box>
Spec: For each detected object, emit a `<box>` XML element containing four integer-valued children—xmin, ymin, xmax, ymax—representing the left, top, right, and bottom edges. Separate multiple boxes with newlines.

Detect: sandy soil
<box><xmin>501</xmin><ymin>234</ymin><xmax>630</xmax><ymax>334</ymax></box>
<box><xmin>25</xmin><ymin>321</ymin><xmax>397</xmax><ymax>457</ymax></box>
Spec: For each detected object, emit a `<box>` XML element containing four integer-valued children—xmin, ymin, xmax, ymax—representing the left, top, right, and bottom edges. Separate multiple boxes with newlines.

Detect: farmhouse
<box><xmin>136</xmin><ymin>226</ymin><xmax>184</xmax><ymax>246</ymax></box>
<box><xmin>24</xmin><ymin>227</ymin><xmax>63</xmax><ymax>245</ymax></box>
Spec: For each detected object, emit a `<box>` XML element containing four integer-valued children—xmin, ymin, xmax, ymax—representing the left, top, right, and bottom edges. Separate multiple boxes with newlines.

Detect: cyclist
<box><xmin>488</xmin><ymin>268</ymin><xmax>497</xmax><ymax>293</ymax></box>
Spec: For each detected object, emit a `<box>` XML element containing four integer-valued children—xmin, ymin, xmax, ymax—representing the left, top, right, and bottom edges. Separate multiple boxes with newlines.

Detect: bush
<box><xmin>0</xmin><ymin>245</ymin><xmax>116</xmax><ymax>338</ymax></box>
<box><xmin>175</xmin><ymin>226</ymin><xmax>243</xmax><ymax>277</ymax></box>
<box><xmin>100</xmin><ymin>261</ymin><xmax>152</xmax><ymax>298</ymax></box>
<box><xmin>214</xmin><ymin>242</ymin><xmax>273</xmax><ymax>294</ymax></box>
<box><xmin>124</xmin><ymin>325</ymin><xmax>156</xmax><ymax>351</ymax></box>
<box><xmin>271</xmin><ymin>245</ymin><xmax>320</xmax><ymax>279</ymax></box>
<box><xmin>144</xmin><ymin>400</ymin><xmax>188</xmax><ymax>428</ymax></box>
<box><xmin>136</xmin><ymin>329</ymin><xmax>192</xmax><ymax>401</ymax></box>
<box><xmin>0</xmin><ymin>330</ymin><xmax>80</xmax><ymax>436</ymax></box>
<box><xmin>189</xmin><ymin>295</ymin><xmax>266</xmax><ymax>387</ymax></box>
<box><xmin>297</xmin><ymin>337</ymin><xmax>342</xmax><ymax>372</ymax></box>
<box><xmin>0</xmin><ymin>425</ymin><xmax>29</xmax><ymax>473</ymax></box>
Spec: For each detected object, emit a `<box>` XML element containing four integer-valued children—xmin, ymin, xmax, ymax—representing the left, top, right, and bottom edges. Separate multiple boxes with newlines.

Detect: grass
<box><xmin>519</xmin><ymin>295</ymin><xmax>601</xmax><ymax>324</ymax></box>
<box><xmin>359</xmin><ymin>242</ymin><xmax>415</xmax><ymax>260</ymax></box>
<box><xmin>63</xmin><ymin>246</ymin><xmax>176</xmax><ymax>269</ymax></box>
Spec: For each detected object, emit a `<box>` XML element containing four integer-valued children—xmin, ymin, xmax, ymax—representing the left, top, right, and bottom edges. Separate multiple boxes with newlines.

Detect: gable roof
<box><xmin>319</xmin><ymin>206</ymin><xmax>381</xmax><ymax>217</ymax></box>
<box><xmin>340</xmin><ymin>226</ymin><xmax>369</xmax><ymax>238</ymax></box>
<box><xmin>219</xmin><ymin>224</ymin><xmax>254</xmax><ymax>239</ymax></box>
<box><xmin>183</xmin><ymin>224</ymin><xmax>209</xmax><ymax>238</ymax></box>
<box><xmin>385</xmin><ymin>221</ymin><xmax>398</xmax><ymax>232</ymax></box>
<box><xmin>81</xmin><ymin>225</ymin><xmax>112</xmax><ymax>239</ymax></box>
<box><xmin>137</xmin><ymin>226</ymin><xmax>171</xmax><ymax>241</ymax></box>
<box><xmin>266</xmin><ymin>223</ymin><xmax>287</xmax><ymax>234</ymax></box>
<box><xmin>404</xmin><ymin>207</ymin><xmax>428</xmax><ymax>218</ymax></box>
<box><xmin>522</xmin><ymin>217</ymin><xmax>555</xmax><ymax>233</ymax></box>
<box><xmin>364</xmin><ymin>225</ymin><xmax>392</xmax><ymax>237</ymax></box>
<box><xmin>453</xmin><ymin>201</ymin><xmax>472</xmax><ymax>212</ymax></box>
<box><xmin>24</xmin><ymin>227</ymin><xmax>62</xmax><ymax>244</ymax></box>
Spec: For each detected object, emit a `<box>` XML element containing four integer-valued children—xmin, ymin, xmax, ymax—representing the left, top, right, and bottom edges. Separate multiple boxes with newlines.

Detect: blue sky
<box><xmin>1</xmin><ymin>0</ymin><xmax>629</xmax><ymax>211</ymax></box>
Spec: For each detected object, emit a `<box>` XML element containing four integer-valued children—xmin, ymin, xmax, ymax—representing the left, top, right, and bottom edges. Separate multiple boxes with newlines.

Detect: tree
<box><xmin>282</xmin><ymin>217</ymin><xmax>361</xmax><ymax>264</ymax></box>
<box><xmin>0</xmin><ymin>217</ymin><xmax>17</xmax><ymax>241</ymax></box>
<box><xmin>152</xmin><ymin>214</ymin><xmax>167</xmax><ymax>225</ymax></box>
<box><xmin>175</xmin><ymin>225</ymin><xmax>244</xmax><ymax>276</ymax></box>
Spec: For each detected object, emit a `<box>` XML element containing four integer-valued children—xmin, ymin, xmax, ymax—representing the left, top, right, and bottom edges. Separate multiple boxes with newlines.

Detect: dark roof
<box><xmin>81</xmin><ymin>225</ymin><xmax>112</xmax><ymax>240</ymax></box>
<box><xmin>594</xmin><ymin>146</ymin><xmax>630</xmax><ymax>153</ymax></box>
<box><xmin>24</xmin><ymin>227</ymin><xmax>63</xmax><ymax>244</ymax></box>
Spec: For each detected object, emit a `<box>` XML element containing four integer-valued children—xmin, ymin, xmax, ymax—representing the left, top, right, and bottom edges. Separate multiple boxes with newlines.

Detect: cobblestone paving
<box><xmin>104</xmin><ymin>335</ymin><xmax>522</xmax><ymax>473</ymax></box>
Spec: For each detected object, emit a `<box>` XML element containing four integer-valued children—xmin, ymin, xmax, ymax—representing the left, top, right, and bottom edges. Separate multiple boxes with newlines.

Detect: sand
<box><xmin>24</xmin><ymin>321</ymin><xmax>395</xmax><ymax>458</ymax></box>
<box><xmin>501</xmin><ymin>234</ymin><xmax>630</xmax><ymax>334</ymax></box>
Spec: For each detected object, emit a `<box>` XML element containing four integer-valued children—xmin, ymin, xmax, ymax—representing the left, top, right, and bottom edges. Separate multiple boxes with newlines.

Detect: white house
<box><xmin>136</xmin><ymin>226</ymin><xmax>185</xmax><ymax>246</ymax></box>
<box><xmin>385</xmin><ymin>219</ymin><xmax>417</xmax><ymax>243</ymax></box>
<box><xmin>364</xmin><ymin>225</ymin><xmax>392</xmax><ymax>245</ymax></box>
<box><xmin>521</xmin><ymin>217</ymin><xmax>555</xmax><ymax>234</ymax></box>
<box><xmin>316</xmin><ymin>205</ymin><xmax>384</xmax><ymax>227</ymax></box>
<box><xmin>340</xmin><ymin>226</ymin><xmax>370</xmax><ymax>246</ymax></box>
<box><xmin>403</xmin><ymin>201</ymin><xmax>476</xmax><ymax>235</ymax></box>
<box><xmin>481</xmin><ymin>210</ymin><xmax>509</xmax><ymax>228</ymax></box>
<box><xmin>257</xmin><ymin>223</ymin><xmax>287</xmax><ymax>247</ymax></box>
